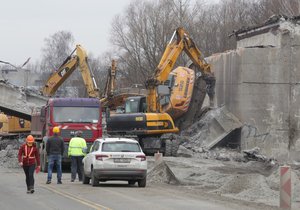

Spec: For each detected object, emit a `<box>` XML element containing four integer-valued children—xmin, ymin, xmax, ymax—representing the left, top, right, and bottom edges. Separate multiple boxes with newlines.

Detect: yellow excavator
<box><xmin>100</xmin><ymin>60</ymin><xmax>147</xmax><ymax>111</ymax></box>
<box><xmin>42</xmin><ymin>44</ymin><xmax>99</xmax><ymax>98</ymax></box>
<box><xmin>101</xmin><ymin>59</ymin><xmax>117</xmax><ymax>102</ymax></box>
<box><xmin>106</xmin><ymin>27</ymin><xmax>216</xmax><ymax>156</ymax></box>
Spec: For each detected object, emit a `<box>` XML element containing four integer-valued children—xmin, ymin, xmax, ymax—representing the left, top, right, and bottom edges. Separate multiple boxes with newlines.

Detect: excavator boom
<box><xmin>146</xmin><ymin>27</ymin><xmax>215</xmax><ymax>113</ymax></box>
<box><xmin>42</xmin><ymin>45</ymin><xmax>99</xmax><ymax>98</ymax></box>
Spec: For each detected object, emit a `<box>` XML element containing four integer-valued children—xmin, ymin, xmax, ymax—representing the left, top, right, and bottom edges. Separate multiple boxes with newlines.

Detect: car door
<box><xmin>84</xmin><ymin>141</ymin><xmax>100</xmax><ymax>174</ymax></box>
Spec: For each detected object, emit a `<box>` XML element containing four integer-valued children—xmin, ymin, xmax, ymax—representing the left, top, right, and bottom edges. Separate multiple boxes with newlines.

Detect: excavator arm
<box><xmin>101</xmin><ymin>60</ymin><xmax>117</xmax><ymax>101</ymax></box>
<box><xmin>146</xmin><ymin>27</ymin><xmax>215</xmax><ymax>113</ymax></box>
<box><xmin>42</xmin><ymin>45</ymin><xmax>99</xmax><ymax>98</ymax></box>
<box><xmin>100</xmin><ymin>60</ymin><xmax>117</xmax><ymax>106</ymax></box>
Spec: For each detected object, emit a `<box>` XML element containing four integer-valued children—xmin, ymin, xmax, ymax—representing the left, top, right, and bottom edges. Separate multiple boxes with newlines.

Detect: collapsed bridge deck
<box><xmin>0</xmin><ymin>80</ymin><xmax>48</xmax><ymax>120</ymax></box>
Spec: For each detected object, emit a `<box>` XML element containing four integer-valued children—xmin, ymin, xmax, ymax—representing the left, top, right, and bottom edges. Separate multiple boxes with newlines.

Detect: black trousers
<box><xmin>23</xmin><ymin>164</ymin><xmax>35</xmax><ymax>190</ymax></box>
<box><xmin>71</xmin><ymin>156</ymin><xmax>84</xmax><ymax>181</ymax></box>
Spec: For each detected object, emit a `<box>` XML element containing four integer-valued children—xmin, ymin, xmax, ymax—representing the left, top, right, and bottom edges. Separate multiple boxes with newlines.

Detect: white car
<box><xmin>82</xmin><ymin>138</ymin><xmax>147</xmax><ymax>187</ymax></box>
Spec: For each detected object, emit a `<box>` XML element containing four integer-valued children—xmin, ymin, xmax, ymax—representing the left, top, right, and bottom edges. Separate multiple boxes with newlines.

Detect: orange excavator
<box><xmin>107</xmin><ymin>27</ymin><xmax>215</xmax><ymax>156</ymax></box>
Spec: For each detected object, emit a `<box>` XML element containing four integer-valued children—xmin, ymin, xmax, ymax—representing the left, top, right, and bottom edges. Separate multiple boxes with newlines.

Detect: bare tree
<box><xmin>258</xmin><ymin>0</ymin><xmax>300</xmax><ymax>17</ymax></box>
<box><xmin>41</xmin><ymin>31</ymin><xmax>74</xmax><ymax>71</ymax></box>
<box><xmin>108</xmin><ymin>0</ymin><xmax>300</xmax><ymax>88</ymax></box>
<box><xmin>110</xmin><ymin>0</ymin><xmax>201</xmax><ymax>86</ymax></box>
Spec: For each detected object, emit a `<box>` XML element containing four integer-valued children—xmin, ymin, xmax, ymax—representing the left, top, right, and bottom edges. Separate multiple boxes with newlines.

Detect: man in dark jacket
<box><xmin>46</xmin><ymin>126</ymin><xmax>64</xmax><ymax>184</ymax></box>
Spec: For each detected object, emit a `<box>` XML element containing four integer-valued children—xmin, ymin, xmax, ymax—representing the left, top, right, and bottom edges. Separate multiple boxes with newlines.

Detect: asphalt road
<box><xmin>0</xmin><ymin>167</ymin><xmax>278</xmax><ymax>210</ymax></box>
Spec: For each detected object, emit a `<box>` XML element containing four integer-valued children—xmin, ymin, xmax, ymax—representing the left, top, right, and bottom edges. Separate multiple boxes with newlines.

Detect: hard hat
<box><xmin>26</xmin><ymin>135</ymin><xmax>35</xmax><ymax>143</ymax></box>
<box><xmin>53</xmin><ymin>126</ymin><xmax>60</xmax><ymax>133</ymax></box>
<box><xmin>75</xmin><ymin>130</ymin><xmax>83</xmax><ymax>137</ymax></box>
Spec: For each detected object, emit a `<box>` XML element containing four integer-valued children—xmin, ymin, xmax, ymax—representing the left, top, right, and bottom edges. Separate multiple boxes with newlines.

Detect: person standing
<box><xmin>18</xmin><ymin>135</ymin><xmax>40</xmax><ymax>194</ymax></box>
<box><xmin>46</xmin><ymin>126</ymin><xmax>64</xmax><ymax>184</ymax></box>
<box><xmin>68</xmin><ymin>130</ymin><xmax>87</xmax><ymax>182</ymax></box>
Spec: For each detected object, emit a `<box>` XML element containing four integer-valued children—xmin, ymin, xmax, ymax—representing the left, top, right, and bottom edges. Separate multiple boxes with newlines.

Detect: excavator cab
<box><xmin>124</xmin><ymin>84</ymin><xmax>170</xmax><ymax>114</ymax></box>
<box><xmin>124</xmin><ymin>96</ymin><xmax>147</xmax><ymax>113</ymax></box>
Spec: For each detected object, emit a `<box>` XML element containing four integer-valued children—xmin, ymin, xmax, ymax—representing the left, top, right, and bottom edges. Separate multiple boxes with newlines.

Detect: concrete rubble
<box><xmin>0</xmin><ymin>140</ymin><xmax>21</xmax><ymax>168</ymax></box>
<box><xmin>180</xmin><ymin>106</ymin><xmax>242</xmax><ymax>151</ymax></box>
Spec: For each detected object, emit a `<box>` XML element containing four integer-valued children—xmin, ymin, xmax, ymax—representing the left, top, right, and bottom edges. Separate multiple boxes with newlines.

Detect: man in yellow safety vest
<box><xmin>68</xmin><ymin>130</ymin><xmax>87</xmax><ymax>182</ymax></box>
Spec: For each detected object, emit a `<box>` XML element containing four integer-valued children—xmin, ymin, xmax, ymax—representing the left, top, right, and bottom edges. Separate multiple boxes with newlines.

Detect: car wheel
<box><xmin>128</xmin><ymin>180</ymin><xmax>136</xmax><ymax>185</ymax></box>
<box><xmin>82</xmin><ymin>172</ymin><xmax>90</xmax><ymax>184</ymax></box>
<box><xmin>91</xmin><ymin>168</ymin><xmax>99</xmax><ymax>187</ymax></box>
<box><xmin>138</xmin><ymin>177</ymin><xmax>146</xmax><ymax>188</ymax></box>
<box><xmin>164</xmin><ymin>140</ymin><xmax>172</xmax><ymax>157</ymax></box>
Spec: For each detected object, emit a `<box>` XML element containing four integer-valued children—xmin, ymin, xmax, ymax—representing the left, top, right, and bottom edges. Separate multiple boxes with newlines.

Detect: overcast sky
<box><xmin>0</xmin><ymin>0</ymin><xmax>132</xmax><ymax>66</ymax></box>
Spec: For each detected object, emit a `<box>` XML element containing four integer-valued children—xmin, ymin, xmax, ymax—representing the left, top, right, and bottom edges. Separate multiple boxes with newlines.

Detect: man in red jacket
<box><xmin>18</xmin><ymin>135</ymin><xmax>40</xmax><ymax>194</ymax></box>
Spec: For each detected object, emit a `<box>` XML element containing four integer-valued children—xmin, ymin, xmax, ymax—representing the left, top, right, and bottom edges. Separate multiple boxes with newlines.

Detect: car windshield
<box><xmin>102</xmin><ymin>142</ymin><xmax>141</xmax><ymax>152</ymax></box>
<box><xmin>53</xmin><ymin>107</ymin><xmax>99</xmax><ymax>123</ymax></box>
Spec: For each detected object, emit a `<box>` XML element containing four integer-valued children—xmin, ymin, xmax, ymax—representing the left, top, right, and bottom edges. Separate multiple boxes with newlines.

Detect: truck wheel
<box><xmin>138</xmin><ymin>177</ymin><xmax>146</xmax><ymax>188</ymax></box>
<box><xmin>164</xmin><ymin>140</ymin><xmax>172</xmax><ymax>156</ymax></box>
<box><xmin>82</xmin><ymin>172</ymin><xmax>90</xmax><ymax>184</ymax></box>
<box><xmin>91</xmin><ymin>169</ymin><xmax>99</xmax><ymax>187</ymax></box>
<box><xmin>171</xmin><ymin>139</ymin><xmax>179</xmax><ymax>157</ymax></box>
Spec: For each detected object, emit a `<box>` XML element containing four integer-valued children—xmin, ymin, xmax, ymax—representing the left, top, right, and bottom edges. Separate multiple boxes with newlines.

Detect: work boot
<box><xmin>46</xmin><ymin>180</ymin><xmax>51</xmax><ymax>184</ymax></box>
<box><xmin>30</xmin><ymin>187</ymin><xmax>34</xmax><ymax>194</ymax></box>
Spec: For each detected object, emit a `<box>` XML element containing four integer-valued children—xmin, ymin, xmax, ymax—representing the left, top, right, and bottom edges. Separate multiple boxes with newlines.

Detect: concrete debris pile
<box><xmin>242</xmin><ymin>147</ymin><xmax>274</xmax><ymax>163</ymax></box>
<box><xmin>147</xmin><ymin>161</ymin><xmax>180</xmax><ymax>185</ymax></box>
<box><xmin>160</xmin><ymin>156</ymin><xmax>300</xmax><ymax>207</ymax></box>
<box><xmin>0</xmin><ymin>139</ymin><xmax>22</xmax><ymax>168</ymax></box>
<box><xmin>0</xmin><ymin>145</ymin><xmax>20</xmax><ymax>168</ymax></box>
<box><xmin>180</xmin><ymin>106</ymin><xmax>242</xmax><ymax>152</ymax></box>
<box><xmin>200</xmin><ymin>148</ymin><xmax>245</xmax><ymax>162</ymax></box>
<box><xmin>0</xmin><ymin>139</ymin><xmax>21</xmax><ymax>150</ymax></box>
<box><xmin>211</xmin><ymin>162</ymin><xmax>300</xmax><ymax>205</ymax></box>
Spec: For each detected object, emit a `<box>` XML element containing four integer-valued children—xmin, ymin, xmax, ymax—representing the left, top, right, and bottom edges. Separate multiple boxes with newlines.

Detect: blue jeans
<box><xmin>47</xmin><ymin>154</ymin><xmax>62</xmax><ymax>182</ymax></box>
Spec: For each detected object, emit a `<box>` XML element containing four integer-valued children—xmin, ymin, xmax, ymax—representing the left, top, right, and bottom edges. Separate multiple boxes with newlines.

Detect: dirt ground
<box><xmin>147</xmin><ymin>153</ymin><xmax>300</xmax><ymax>209</ymax></box>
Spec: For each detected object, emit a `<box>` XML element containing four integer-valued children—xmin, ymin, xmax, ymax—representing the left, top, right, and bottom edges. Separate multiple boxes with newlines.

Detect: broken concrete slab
<box><xmin>148</xmin><ymin>161</ymin><xmax>180</xmax><ymax>185</ymax></box>
<box><xmin>181</xmin><ymin>106</ymin><xmax>242</xmax><ymax>151</ymax></box>
<box><xmin>177</xmin><ymin>145</ymin><xmax>194</xmax><ymax>158</ymax></box>
<box><xmin>0</xmin><ymin>81</ymin><xmax>48</xmax><ymax>120</ymax></box>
